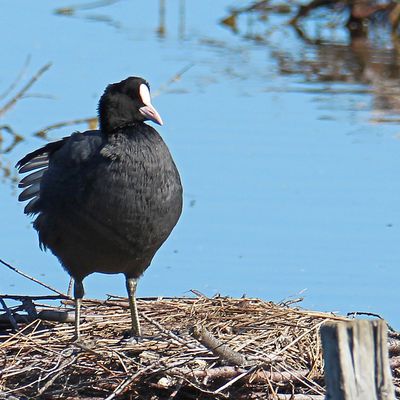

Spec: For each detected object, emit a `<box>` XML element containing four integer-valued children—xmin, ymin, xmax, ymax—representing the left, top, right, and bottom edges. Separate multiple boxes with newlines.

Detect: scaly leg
<box><xmin>73</xmin><ymin>278</ymin><xmax>84</xmax><ymax>340</ymax></box>
<box><xmin>67</xmin><ymin>277</ymin><xmax>74</xmax><ymax>298</ymax></box>
<box><xmin>125</xmin><ymin>277</ymin><xmax>141</xmax><ymax>337</ymax></box>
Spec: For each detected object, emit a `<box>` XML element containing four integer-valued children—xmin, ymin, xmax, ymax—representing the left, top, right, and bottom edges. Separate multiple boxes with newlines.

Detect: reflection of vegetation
<box><xmin>222</xmin><ymin>0</ymin><xmax>400</xmax><ymax>38</ymax></box>
<box><xmin>290</xmin><ymin>0</ymin><xmax>400</xmax><ymax>36</ymax></box>
<box><xmin>54</xmin><ymin>0</ymin><xmax>122</xmax><ymax>28</ymax></box>
<box><xmin>274</xmin><ymin>38</ymin><xmax>400</xmax><ymax>121</ymax></box>
<box><xmin>54</xmin><ymin>0</ymin><xmax>121</xmax><ymax>15</ymax></box>
<box><xmin>55</xmin><ymin>0</ymin><xmax>187</xmax><ymax>39</ymax></box>
<box><xmin>33</xmin><ymin>118</ymin><xmax>98</xmax><ymax>140</ymax></box>
<box><xmin>221</xmin><ymin>0</ymin><xmax>291</xmax><ymax>33</ymax></box>
<box><xmin>0</xmin><ymin>59</ymin><xmax>52</xmax><ymax>185</ymax></box>
<box><xmin>155</xmin><ymin>0</ymin><xmax>187</xmax><ymax>39</ymax></box>
<box><xmin>0</xmin><ymin>126</ymin><xmax>23</xmax><ymax>154</ymax></box>
<box><xmin>221</xmin><ymin>1</ymin><xmax>400</xmax><ymax>120</ymax></box>
<box><xmin>0</xmin><ymin>62</ymin><xmax>52</xmax><ymax>120</ymax></box>
<box><xmin>0</xmin><ymin>59</ymin><xmax>52</xmax><ymax>156</ymax></box>
<box><xmin>0</xmin><ymin>60</ymin><xmax>96</xmax><ymax>186</ymax></box>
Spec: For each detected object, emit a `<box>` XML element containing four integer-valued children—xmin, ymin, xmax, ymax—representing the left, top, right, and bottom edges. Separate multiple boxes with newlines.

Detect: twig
<box><xmin>0</xmin><ymin>313</ymin><xmax>35</xmax><ymax>325</ymax></box>
<box><xmin>36</xmin><ymin>354</ymin><xmax>78</xmax><ymax>396</ymax></box>
<box><xmin>275</xmin><ymin>319</ymin><xmax>327</xmax><ymax>355</ymax></box>
<box><xmin>0</xmin><ymin>125</ymin><xmax>24</xmax><ymax>154</ymax></box>
<box><xmin>141</xmin><ymin>312</ymin><xmax>199</xmax><ymax>350</ymax></box>
<box><xmin>390</xmin><ymin>356</ymin><xmax>400</xmax><ymax>369</ymax></box>
<box><xmin>0</xmin><ymin>258</ymin><xmax>66</xmax><ymax>296</ymax></box>
<box><xmin>104</xmin><ymin>364</ymin><xmax>156</xmax><ymax>400</ymax></box>
<box><xmin>0</xmin><ymin>63</ymin><xmax>52</xmax><ymax>117</ymax></box>
<box><xmin>0</xmin><ymin>298</ymin><xmax>19</xmax><ymax>331</ymax></box>
<box><xmin>0</xmin><ymin>55</ymin><xmax>31</xmax><ymax>101</ymax></box>
<box><xmin>32</xmin><ymin>117</ymin><xmax>97</xmax><ymax>139</ymax></box>
<box><xmin>192</xmin><ymin>324</ymin><xmax>251</xmax><ymax>366</ymax></box>
<box><xmin>152</xmin><ymin>63</ymin><xmax>194</xmax><ymax>98</ymax></box>
<box><xmin>167</xmin><ymin>378</ymin><xmax>183</xmax><ymax>399</ymax></box>
<box><xmin>38</xmin><ymin>310</ymin><xmax>75</xmax><ymax>324</ymax></box>
<box><xmin>0</xmin><ymin>318</ymin><xmax>42</xmax><ymax>348</ymax></box>
<box><xmin>214</xmin><ymin>365</ymin><xmax>258</xmax><ymax>394</ymax></box>
<box><xmin>277</xmin><ymin>396</ymin><xmax>325</xmax><ymax>399</ymax></box>
<box><xmin>0</xmin><ymin>294</ymin><xmax>68</xmax><ymax>300</ymax></box>
<box><xmin>21</xmin><ymin>298</ymin><xmax>38</xmax><ymax>319</ymax></box>
<box><xmin>347</xmin><ymin>311</ymin><xmax>396</xmax><ymax>332</ymax></box>
<box><xmin>171</xmin><ymin>365</ymin><xmax>310</xmax><ymax>384</ymax></box>
<box><xmin>189</xmin><ymin>289</ymin><xmax>208</xmax><ymax>298</ymax></box>
<box><xmin>388</xmin><ymin>340</ymin><xmax>400</xmax><ymax>356</ymax></box>
<box><xmin>347</xmin><ymin>311</ymin><xmax>384</xmax><ymax>319</ymax></box>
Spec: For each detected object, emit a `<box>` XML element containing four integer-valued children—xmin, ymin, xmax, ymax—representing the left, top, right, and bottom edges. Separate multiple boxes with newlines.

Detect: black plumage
<box><xmin>17</xmin><ymin>77</ymin><xmax>183</xmax><ymax>338</ymax></box>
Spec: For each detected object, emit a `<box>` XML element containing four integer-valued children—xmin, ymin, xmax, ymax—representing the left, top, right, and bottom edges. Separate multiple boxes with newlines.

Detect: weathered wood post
<box><xmin>320</xmin><ymin>319</ymin><xmax>395</xmax><ymax>400</ymax></box>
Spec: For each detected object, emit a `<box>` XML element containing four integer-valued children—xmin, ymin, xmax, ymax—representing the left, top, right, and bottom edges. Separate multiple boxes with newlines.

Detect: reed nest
<box><xmin>1</xmin><ymin>295</ymin><xmax>399</xmax><ymax>399</ymax></box>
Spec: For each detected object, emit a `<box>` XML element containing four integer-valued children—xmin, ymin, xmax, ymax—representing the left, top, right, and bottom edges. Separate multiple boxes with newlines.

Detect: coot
<box><xmin>17</xmin><ymin>77</ymin><xmax>183</xmax><ymax>339</ymax></box>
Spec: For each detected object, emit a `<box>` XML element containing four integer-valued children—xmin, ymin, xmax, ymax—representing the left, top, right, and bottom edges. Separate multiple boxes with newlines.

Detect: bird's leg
<box><xmin>73</xmin><ymin>278</ymin><xmax>84</xmax><ymax>340</ymax></box>
<box><xmin>67</xmin><ymin>277</ymin><xmax>74</xmax><ymax>298</ymax></box>
<box><xmin>125</xmin><ymin>277</ymin><xmax>141</xmax><ymax>337</ymax></box>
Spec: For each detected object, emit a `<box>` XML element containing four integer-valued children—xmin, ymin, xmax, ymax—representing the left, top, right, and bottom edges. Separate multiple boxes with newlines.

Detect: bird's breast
<box><xmin>70</xmin><ymin>137</ymin><xmax>182</xmax><ymax>249</ymax></box>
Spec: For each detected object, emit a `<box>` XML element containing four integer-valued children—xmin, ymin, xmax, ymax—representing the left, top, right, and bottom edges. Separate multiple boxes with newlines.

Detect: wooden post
<box><xmin>320</xmin><ymin>319</ymin><xmax>395</xmax><ymax>400</ymax></box>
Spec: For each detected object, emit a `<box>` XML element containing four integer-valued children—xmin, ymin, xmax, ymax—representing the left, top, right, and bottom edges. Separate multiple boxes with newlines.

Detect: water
<box><xmin>1</xmin><ymin>0</ymin><xmax>399</xmax><ymax>327</ymax></box>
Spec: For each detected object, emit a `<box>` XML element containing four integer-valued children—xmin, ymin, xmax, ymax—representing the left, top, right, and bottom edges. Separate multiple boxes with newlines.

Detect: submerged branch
<box><xmin>32</xmin><ymin>117</ymin><xmax>98</xmax><ymax>140</ymax></box>
<box><xmin>0</xmin><ymin>55</ymin><xmax>31</xmax><ymax>101</ymax></box>
<box><xmin>0</xmin><ymin>62</ymin><xmax>52</xmax><ymax>118</ymax></box>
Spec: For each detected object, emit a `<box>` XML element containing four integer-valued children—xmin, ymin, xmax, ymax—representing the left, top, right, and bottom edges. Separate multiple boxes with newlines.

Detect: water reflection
<box><xmin>0</xmin><ymin>0</ymin><xmax>399</xmax><ymax>328</ymax></box>
<box><xmin>221</xmin><ymin>1</ymin><xmax>400</xmax><ymax>119</ymax></box>
<box><xmin>54</xmin><ymin>0</ymin><xmax>123</xmax><ymax>29</ymax></box>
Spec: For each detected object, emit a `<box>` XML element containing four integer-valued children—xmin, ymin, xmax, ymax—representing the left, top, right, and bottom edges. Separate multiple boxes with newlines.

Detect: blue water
<box><xmin>1</xmin><ymin>1</ymin><xmax>399</xmax><ymax>327</ymax></box>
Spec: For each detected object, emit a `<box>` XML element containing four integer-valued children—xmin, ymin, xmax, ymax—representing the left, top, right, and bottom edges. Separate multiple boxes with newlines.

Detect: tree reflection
<box><xmin>221</xmin><ymin>2</ymin><xmax>400</xmax><ymax>120</ymax></box>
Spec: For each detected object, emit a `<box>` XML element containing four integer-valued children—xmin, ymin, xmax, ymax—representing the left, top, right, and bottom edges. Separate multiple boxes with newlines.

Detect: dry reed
<box><xmin>0</xmin><ymin>295</ymin><xmax>399</xmax><ymax>399</ymax></box>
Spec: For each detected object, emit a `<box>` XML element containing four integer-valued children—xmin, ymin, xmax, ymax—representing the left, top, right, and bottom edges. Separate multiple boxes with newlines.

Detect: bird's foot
<box><xmin>71</xmin><ymin>335</ymin><xmax>98</xmax><ymax>351</ymax></box>
<box><xmin>120</xmin><ymin>330</ymin><xmax>159</xmax><ymax>344</ymax></box>
<box><xmin>120</xmin><ymin>330</ymin><xmax>144</xmax><ymax>344</ymax></box>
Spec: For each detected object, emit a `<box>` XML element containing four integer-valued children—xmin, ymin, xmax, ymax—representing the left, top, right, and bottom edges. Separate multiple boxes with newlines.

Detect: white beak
<box><xmin>139</xmin><ymin>104</ymin><xmax>163</xmax><ymax>126</ymax></box>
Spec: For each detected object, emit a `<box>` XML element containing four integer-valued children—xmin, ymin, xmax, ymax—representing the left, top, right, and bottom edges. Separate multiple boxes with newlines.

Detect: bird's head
<box><xmin>98</xmin><ymin>77</ymin><xmax>163</xmax><ymax>133</ymax></box>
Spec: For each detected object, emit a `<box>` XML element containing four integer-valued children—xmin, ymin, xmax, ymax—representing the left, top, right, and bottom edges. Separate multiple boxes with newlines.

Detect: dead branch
<box><xmin>192</xmin><ymin>324</ymin><xmax>251</xmax><ymax>366</ymax></box>
<box><xmin>0</xmin><ymin>294</ymin><xmax>67</xmax><ymax>300</ymax></box>
<box><xmin>0</xmin><ymin>259</ymin><xmax>67</xmax><ymax>296</ymax></box>
<box><xmin>171</xmin><ymin>365</ymin><xmax>310</xmax><ymax>384</ymax></box>
<box><xmin>0</xmin><ymin>298</ymin><xmax>19</xmax><ymax>331</ymax></box>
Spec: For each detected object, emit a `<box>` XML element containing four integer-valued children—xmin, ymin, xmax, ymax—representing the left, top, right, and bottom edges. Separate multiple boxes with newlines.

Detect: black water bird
<box><xmin>17</xmin><ymin>77</ymin><xmax>183</xmax><ymax>339</ymax></box>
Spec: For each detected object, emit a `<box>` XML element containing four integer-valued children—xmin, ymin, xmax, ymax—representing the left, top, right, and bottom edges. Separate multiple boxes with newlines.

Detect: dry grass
<box><xmin>0</xmin><ymin>296</ymin><xmax>398</xmax><ymax>399</ymax></box>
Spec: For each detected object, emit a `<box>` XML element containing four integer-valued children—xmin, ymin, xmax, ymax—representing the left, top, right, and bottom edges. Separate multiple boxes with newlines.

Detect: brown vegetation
<box><xmin>1</xmin><ymin>293</ymin><xmax>399</xmax><ymax>399</ymax></box>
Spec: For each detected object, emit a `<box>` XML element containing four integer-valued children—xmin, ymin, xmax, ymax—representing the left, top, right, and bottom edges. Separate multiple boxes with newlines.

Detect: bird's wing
<box><xmin>16</xmin><ymin>138</ymin><xmax>70</xmax><ymax>215</ymax></box>
<box><xmin>16</xmin><ymin>130</ymin><xmax>103</xmax><ymax>215</ymax></box>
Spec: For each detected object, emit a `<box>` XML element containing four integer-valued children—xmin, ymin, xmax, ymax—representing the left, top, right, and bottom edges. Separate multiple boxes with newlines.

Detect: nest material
<box><xmin>0</xmin><ymin>296</ymin><xmax>398</xmax><ymax>399</ymax></box>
